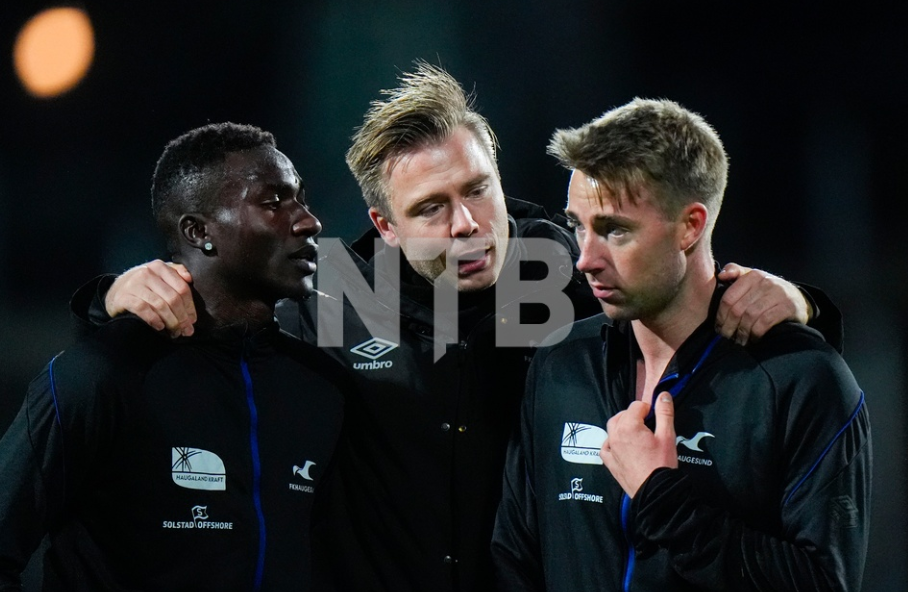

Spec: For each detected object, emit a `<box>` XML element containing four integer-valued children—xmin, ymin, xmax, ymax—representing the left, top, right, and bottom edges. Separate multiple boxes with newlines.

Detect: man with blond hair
<box><xmin>80</xmin><ymin>68</ymin><xmax>841</xmax><ymax>591</ymax></box>
<box><xmin>492</xmin><ymin>99</ymin><xmax>870</xmax><ymax>591</ymax></box>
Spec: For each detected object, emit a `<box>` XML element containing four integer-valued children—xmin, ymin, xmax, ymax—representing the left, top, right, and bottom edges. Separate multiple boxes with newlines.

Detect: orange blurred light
<box><xmin>14</xmin><ymin>7</ymin><xmax>95</xmax><ymax>98</ymax></box>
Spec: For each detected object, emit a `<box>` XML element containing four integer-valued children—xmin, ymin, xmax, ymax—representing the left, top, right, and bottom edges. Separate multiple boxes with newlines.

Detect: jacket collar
<box><xmin>601</xmin><ymin>268</ymin><xmax>730</xmax><ymax>407</ymax></box>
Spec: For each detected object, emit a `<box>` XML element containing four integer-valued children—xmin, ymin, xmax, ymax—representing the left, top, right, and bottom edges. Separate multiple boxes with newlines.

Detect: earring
<box><xmin>204</xmin><ymin>242</ymin><xmax>214</xmax><ymax>251</ymax></box>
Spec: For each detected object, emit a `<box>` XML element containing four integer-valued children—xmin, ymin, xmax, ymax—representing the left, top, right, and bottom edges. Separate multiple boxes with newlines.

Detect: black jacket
<box><xmin>491</xmin><ymin>284</ymin><xmax>871</xmax><ymax>592</ymax></box>
<box><xmin>281</xmin><ymin>198</ymin><xmax>603</xmax><ymax>592</ymax></box>
<box><xmin>64</xmin><ymin>198</ymin><xmax>845</xmax><ymax>592</ymax></box>
<box><xmin>0</xmin><ymin>318</ymin><xmax>345</xmax><ymax>591</ymax></box>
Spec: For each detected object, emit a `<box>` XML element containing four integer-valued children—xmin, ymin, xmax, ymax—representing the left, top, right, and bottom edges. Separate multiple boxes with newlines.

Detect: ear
<box><xmin>368</xmin><ymin>207</ymin><xmax>400</xmax><ymax>247</ymax></box>
<box><xmin>179</xmin><ymin>214</ymin><xmax>211</xmax><ymax>252</ymax></box>
<box><xmin>677</xmin><ymin>202</ymin><xmax>709</xmax><ymax>252</ymax></box>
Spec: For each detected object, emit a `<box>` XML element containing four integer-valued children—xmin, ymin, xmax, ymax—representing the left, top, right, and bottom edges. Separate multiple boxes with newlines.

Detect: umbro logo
<box><xmin>560</xmin><ymin>422</ymin><xmax>606</xmax><ymax>465</ymax></box>
<box><xmin>171</xmin><ymin>447</ymin><xmax>226</xmax><ymax>491</ymax></box>
<box><xmin>351</xmin><ymin>337</ymin><xmax>398</xmax><ymax>370</ymax></box>
<box><xmin>350</xmin><ymin>337</ymin><xmax>398</xmax><ymax>360</ymax></box>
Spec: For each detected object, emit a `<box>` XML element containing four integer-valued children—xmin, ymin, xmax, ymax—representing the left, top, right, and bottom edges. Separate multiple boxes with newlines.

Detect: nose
<box><xmin>450</xmin><ymin>202</ymin><xmax>479</xmax><ymax>237</ymax></box>
<box><xmin>292</xmin><ymin>204</ymin><xmax>322</xmax><ymax>237</ymax></box>
<box><xmin>575</xmin><ymin>233</ymin><xmax>604</xmax><ymax>275</ymax></box>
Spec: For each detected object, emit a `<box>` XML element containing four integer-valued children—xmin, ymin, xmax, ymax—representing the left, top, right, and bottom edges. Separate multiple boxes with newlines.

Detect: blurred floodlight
<box><xmin>13</xmin><ymin>7</ymin><xmax>95</xmax><ymax>98</ymax></box>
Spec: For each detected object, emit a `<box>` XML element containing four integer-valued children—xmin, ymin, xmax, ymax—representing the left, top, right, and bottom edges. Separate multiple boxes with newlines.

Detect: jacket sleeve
<box><xmin>631</xmin><ymin>347</ymin><xmax>870</xmax><ymax>591</ymax></box>
<box><xmin>795</xmin><ymin>283</ymin><xmax>844</xmax><ymax>354</ymax></box>
<box><xmin>0</xmin><ymin>363</ymin><xmax>69</xmax><ymax>590</ymax></box>
<box><xmin>490</xmin><ymin>357</ymin><xmax>546</xmax><ymax>591</ymax></box>
<box><xmin>69</xmin><ymin>275</ymin><xmax>117</xmax><ymax>338</ymax></box>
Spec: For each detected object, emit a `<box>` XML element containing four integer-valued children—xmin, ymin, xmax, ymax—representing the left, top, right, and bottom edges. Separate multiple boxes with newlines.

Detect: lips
<box><xmin>587</xmin><ymin>280</ymin><xmax>616</xmax><ymax>300</ymax></box>
<box><xmin>454</xmin><ymin>248</ymin><xmax>491</xmax><ymax>276</ymax></box>
<box><xmin>289</xmin><ymin>243</ymin><xmax>319</xmax><ymax>274</ymax></box>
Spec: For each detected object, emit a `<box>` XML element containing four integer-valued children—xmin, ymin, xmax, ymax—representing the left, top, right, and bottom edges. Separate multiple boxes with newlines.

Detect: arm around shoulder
<box><xmin>71</xmin><ymin>261</ymin><xmax>197</xmax><ymax>338</ymax></box>
<box><xmin>795</xmin><ymin>283</ymin><xmax>845</xmax><ymax>354</ymax></box>
<box><xmin>70</xmin><ymin>274</ymin><xmax>118</xmax><ymax>337</ymax></box>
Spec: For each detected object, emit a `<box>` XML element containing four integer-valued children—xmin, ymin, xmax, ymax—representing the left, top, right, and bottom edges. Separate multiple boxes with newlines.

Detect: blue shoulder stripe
<box><xmin>47</xmin><ymin>354</ymin><xmax>67</xmax><ymax>490</ymax></box>
<box><xmin>784</xmin><ymin>391</ymin><xmax>865</xmax><ymax>506</ymax></box>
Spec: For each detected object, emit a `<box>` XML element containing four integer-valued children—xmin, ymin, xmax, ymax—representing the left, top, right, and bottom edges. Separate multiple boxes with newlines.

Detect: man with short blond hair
<box><xmin>492</xmin><ymin>99</ymin><xmax>870</xmax><ymax>591</ymax></box>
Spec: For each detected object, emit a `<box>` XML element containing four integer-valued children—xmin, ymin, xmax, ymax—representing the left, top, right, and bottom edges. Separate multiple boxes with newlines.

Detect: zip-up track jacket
<box><xmin>0</xmin><ymin>319</ymin><xmax>345</xmax><ymax>591</ymax></box>
<box><xmin>287</xmin><ymin>198</ymin><xmax>603</xmax><ymax>592</ymax></box>
<box><xmin>491</xmin><ymin>286</ymin><xmax>871</xmax><ymax>592</ymax></box>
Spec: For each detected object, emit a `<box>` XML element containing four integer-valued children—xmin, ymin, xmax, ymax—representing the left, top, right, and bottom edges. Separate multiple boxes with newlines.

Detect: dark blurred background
<box><xmin>1</xmin><ymin>2</ymin><xmax>905</xmax><ymax>589</ymax></box>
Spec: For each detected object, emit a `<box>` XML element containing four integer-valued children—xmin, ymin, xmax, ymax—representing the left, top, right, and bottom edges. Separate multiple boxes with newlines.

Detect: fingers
<box><xmin>601</xmin><ymin>397</ymin><xmax>678</xmax><ymax>496</ymax></box>
<box><xmin>602</xmin><ymin>408</ymin><xmax>630</xmax><ymax>465</ymax></box>
<box><xmin>168</xmin><ymin>262</ymin><xmax>194</xmax><ymax>284</ymax></box>
<box><xmin>155</xmin><ymin>262</ymin><xmax>196</xmax><ymax>329</ymax></box>
<box><xmin>715</xmin><ymin>266</ymin><xmax>748</xmax><ymax>340</ymax></box>
<box><xmin>717</xmin><ymin>268</ymin><xmax>799</xmax><ymax>345</ymax></box>
<box><xmin>105</xmin><ymin>260</ymin><xmax>197</xmax><ymax>337</ymax></box>
<box><xmin>599</xmin><ymin>433</ymin><xmax>611</xmax><ymax>465</ymax></box>
<box><xmin>717</xmin><ymin>265</ymin><xmax>814</xmax><ymax>345</ymax></box>
<box><xmin>604</xmin><ymin>401</ymin><xmax>650</xmax><ymax>438</ymax></box>
<box><xmin>716</xmin><ymin>262</ymin><xmax>751</xmax><ymax>281</ymax></box>
<box><xmin>653</xmin><ymin>392</ymin><xmax>676</xmax><ymax>443</ymax></box>
<box><xmin>716</xmin><ymin>277</ymin><xmax>763</xmax><ymax>344</ymax></box>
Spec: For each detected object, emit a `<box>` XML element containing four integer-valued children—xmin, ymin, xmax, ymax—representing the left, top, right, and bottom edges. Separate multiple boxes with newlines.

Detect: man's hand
<box><xmin>600</xmin><ymin>393</ymin><xmax>678</xmax><ymax>498</ymax></box>
<box><xmin>106</xmin><ymin>260</ymin><xmax>196</xmax><ymax>337</ymax></box>
<box><xmin>716</xmin><ymin>263</ymin><xmax>811</xmax><ymax>346</ymax></box>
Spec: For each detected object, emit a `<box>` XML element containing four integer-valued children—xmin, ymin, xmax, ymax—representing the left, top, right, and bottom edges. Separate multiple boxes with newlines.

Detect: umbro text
<box><xmin>353</xmin><ymin>360</ymin><xmax>393</xmax><ymax>370</ymax></box>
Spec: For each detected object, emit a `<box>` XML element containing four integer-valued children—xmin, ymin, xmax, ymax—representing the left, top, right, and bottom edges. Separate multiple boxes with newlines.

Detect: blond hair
<box><xmin>346</xmin><ymin>61</ymin><xmax>498</xmax><ymax>219</ymax></box>
<box><xmin>548</xmin><ymin>98</ymin><xmax>728</xmax><ymax>224</ymax></box>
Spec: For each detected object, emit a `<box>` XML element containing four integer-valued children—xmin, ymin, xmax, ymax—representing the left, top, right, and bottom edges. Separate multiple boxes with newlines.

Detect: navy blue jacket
<box><xmin>0</xmin><ymin>319</ymin><xmax>345</xmax><ymax>591</ymax></box>
<box><xmin>491</xmin><ymin>285</ymin><xmax>870</xmax><ymax>591</ymax></box>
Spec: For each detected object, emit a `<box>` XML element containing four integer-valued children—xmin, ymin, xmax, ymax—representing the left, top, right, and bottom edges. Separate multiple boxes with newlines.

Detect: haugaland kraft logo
<box><xmin>561</xmin><ymin>422</ymin><xmax>607</xmax><ymax>465</ymax></box>
<box><xmin>350</xmin><ymin>337</ymin><xmax>398</xmax><ymax>370</ymax></box>
<box><xmin>171</xmin><ymin>447</ymin><xmax>226</xmax><ymax>491</ymax></box>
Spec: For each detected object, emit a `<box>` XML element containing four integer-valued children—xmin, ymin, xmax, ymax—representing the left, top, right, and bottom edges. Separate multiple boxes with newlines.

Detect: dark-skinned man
<box><xmin>0</xmin><ymin>123</ymin><xmax>346</xmax><ymax>591</ymax></box>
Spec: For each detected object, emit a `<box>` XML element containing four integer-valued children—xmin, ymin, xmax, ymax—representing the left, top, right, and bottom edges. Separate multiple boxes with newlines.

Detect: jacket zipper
<box><xmin>241</xmin><ymin>353</ymin><xmax>267</xmax><ymax>591</ymax></box>
<box><xmin>620</xmin><ymin>333</ymin><xmax>723</xmax><ymax>590</ymax></box>
<box><xmin>620</xmin><ymin>493</ymin><xmax>635</xmax><ymax>591</ymax></box>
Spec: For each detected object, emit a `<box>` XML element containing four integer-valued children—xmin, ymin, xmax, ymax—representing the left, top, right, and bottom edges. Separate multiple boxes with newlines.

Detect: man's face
<box><xmin>206</xmin><ymin>146</ymin><xmax>321</xmax><ymax>302</ymax></box>
<box><xmin>566</xmin><ymin>170</ymin><xmax>686</xmax><ymax>322</ymax></box>
<box><xmin>370</xmin><ymin>126</ymin><xmax>509</xmax><ymax>292</ymax></box>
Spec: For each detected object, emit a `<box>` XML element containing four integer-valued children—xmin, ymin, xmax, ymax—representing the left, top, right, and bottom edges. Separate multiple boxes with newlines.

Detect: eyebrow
<box><xmin>260</xmin><ymin>177</ymin><xmax>304</xmax><ymax>198</ymax></box>
<box><xmin>462</xmin><ymin>173</ymin><xmax>491</xmax><ymax>192</ymax></box>
<box><xmin>563</xmin><ymin>210</ymin><xmax>635</xmax><ymax>227</ymax></box>
<box><xmin>403</xmin><ymin>173</ymin><xmax>491</xmax><ymax>216</ymax></box>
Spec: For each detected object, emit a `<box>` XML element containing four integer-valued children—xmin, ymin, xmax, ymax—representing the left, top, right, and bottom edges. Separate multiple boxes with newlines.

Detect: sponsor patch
<box><xmin>172</xmin><ymin>447</ymin><xmax>226</xmax><ymax>491</ymax></box>
<box><xmin>561</xmin><ymin>422</ymin><xmax>606</xmax><ymax>465</ymax></box>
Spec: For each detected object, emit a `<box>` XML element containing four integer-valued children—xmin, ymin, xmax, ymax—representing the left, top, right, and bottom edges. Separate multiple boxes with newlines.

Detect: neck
<box><xmin>184</xmin><ymin>262</ymin><xmax>276</xmax><ymax>333</ymax></box>
<box><xmin>632</xmin><ymin>252</ymin><xmax>716</xmax><ymax>385</ymax></box>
